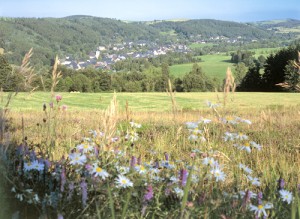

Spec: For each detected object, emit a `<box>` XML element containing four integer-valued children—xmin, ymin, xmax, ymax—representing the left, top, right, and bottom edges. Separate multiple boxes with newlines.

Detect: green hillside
<box><xmin>0</xmin><ymin>16</ymin><xmax>289</xmax><ymax>66</ymax></box>
<box><xmin>170</xmin><ymin>54</ymin><xmax>233</xmax><ymax>80</ymax></box>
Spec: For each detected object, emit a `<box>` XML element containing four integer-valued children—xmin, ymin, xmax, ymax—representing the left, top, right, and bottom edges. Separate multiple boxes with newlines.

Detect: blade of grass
<box><xmin>121</xmin><ymin>189</ymin><xmax>132</xmax><ymax>218</ymax></box>
<box><xmin>107</xmin><ymin>184</ymin><xmax>116</xmax><ymax>219</ymax></box>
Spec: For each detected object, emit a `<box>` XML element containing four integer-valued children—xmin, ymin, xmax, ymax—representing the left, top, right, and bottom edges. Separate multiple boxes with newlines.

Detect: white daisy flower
<box><xmin>239</xmin><ymin>190</ymin><xmax>257</xmax><ymax>199</ymax></box>
<box><xmin>170</xmin><ymin>176</ymin><xmax>180</xmax><ymax>183</ymax></box>
<box><xmin>198</xmin><ymin>117</ymin><xmax>212</xmax><ymax>124</ymax></box>
<box><xmin>250</xmin><ymin>141</ymin><xmax>262</xmax><ymax>150</ymax></box>
<box><xmin>247</xmin><ymin>175</ymin><xmax>261</xmax><ymax>186</ymax></box>
<box><xmin>174</xmin><ymin>187</ymin><xmax>184</xmax><ymax>198</ymax></box>
<box><xmin>239</xmin><ymin>163</ymin><xmax>253</xmax><ymax>174</ymax></box>
<box><xmin>129</xmin><ymin>121</ymin><xmax>142</xmax><ymax>128</ymax></box>
<box><xmin>235</xmin><ymin>132</ymin><xmax>249</xmax><ymax>140</ymax></box>
<box><xmin>76</xmin><ymin>143</ymin><xmax>94</xmax><ymax>153</ymax></box>
<box><xmin>24</xmin><ymin>162</ymin><xmax>33</xmax><ymax>171</ymax></box>
<box><xmin>223</xmin><ymin>132</ymin><xmax>235</xmax><ymax>141</ymax></box>
<box><xmin>249</xmin><ymin>203</ymin><xmax>273</xmax><ymax>217</ymax></box>
<box><xmin>202</xmin><ymin>157</ymin><xmax>217</xmax><ymax>167</ymax></box>
<box><xmin>185</xmin><ymin>122</ymin><xmax>199</xmax><ymax>129</ymax></box>
<box><xmin>279</xmin><ymin>189</ymin><xmax>293</xmax><ymax>204</ymax></box>
<box><xmin>69</xmin><ymin>152</ymin><xmax>87</xmax><ymax>165</ymax></box>
<box><xmin>115</xmin><ymin>175</ymin><xmax>133</xmax><ymax>188</ymax></box>
<box><xmin>92</xmin><ymin>165</ymin><xmax>109</xmax><ymax>180</ymax></box>
<box><xmin>135</xmin><ymin>165</ymin><xmax>147</xmax><ymax>175</ymax></box>
<box><xmin>211</xmin><ymin>166</ymin><xmax>226</xmax><ymax>182</ymax></box>
<box><xmin>236</xmin><ymin>142</ymin><xmax>252</xmax><ymax>153</ymax></box>
<box><xmin>116</xmin><ymin>166</ymin><xmax>130</xmax><ymax>175</ymax></box>
<box><xmin>31</xmin><ymin>160</ymin><xmax>45</xmax><ymax>171</ymax></box>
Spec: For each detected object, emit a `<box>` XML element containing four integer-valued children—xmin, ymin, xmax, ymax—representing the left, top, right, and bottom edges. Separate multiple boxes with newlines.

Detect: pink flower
<box><xmin>56</xmin><ymin>95</ymin><xmax>62</xmax><ymax>102</ymax></box>
<box><xmin>62</xmin><ymin>105</ymin><xmax>68</xmax><ymax>111</ymax></box>
<box><xmin>49</xmin><ymin>102</ymin><xmax>54</xmax><ymax>109</ymax></box>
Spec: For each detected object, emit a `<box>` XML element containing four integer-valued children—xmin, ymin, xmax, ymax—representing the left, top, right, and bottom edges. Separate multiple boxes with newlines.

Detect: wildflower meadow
<box><xmin>0</xmin><ymin>90</ymin><xmax>299</xmax><ymax>219</ymax></box>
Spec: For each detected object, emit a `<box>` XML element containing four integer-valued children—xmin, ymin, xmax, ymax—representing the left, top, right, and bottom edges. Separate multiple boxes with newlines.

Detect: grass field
<box><xmin>3</xmin><ymin>92</ymin><xmax>300</xmax><ymax>112</ymax></box>
<box><xmin>170</xmin><ymin>54</ymin><xmax>234</xmax><ymax>80</ymax></box>
<box><xmin>1</xmin><ymin>90</ymin><xmax>300</xmax><ymax>218</ymax></box>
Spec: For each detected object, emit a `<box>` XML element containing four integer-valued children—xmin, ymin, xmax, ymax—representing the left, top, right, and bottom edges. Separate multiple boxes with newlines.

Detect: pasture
<box><xmin>170</xmin><ymin>54</ymin><xmax>233</xmax><ymax>80</ymax></box>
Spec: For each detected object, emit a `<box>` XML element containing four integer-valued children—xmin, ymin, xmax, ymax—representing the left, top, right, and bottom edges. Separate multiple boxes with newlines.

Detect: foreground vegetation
<box><xmin>1</xmin><ymin>91</ymin><xmax>300</xmax><ymax>218</ymax></box>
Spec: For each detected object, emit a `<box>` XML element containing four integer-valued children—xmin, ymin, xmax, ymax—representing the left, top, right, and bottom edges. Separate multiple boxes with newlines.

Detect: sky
<box><xmin>0</xmin><ymin>0</ymin><xmax>299</xmax><ymax>22</ymax></box>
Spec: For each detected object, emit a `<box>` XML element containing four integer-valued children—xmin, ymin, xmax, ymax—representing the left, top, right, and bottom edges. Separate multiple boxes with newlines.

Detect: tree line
<box><xmin>1</xmin><ymin>41</ymin><xmax>299</xmax><ymax>93</ymax></box>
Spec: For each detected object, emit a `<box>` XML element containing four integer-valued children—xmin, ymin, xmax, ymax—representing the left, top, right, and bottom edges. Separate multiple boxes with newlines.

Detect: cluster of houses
<box><xmin>59</xmin><ymin>41</ymin><xmax>190</xmax><ymax>70</ymax></box>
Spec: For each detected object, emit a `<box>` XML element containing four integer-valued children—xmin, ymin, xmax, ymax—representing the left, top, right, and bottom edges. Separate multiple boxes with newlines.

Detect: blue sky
<box><xmin>0</xmin><ymin>0</ymin><xmax>299</xmax><ymax>22</ymax></box>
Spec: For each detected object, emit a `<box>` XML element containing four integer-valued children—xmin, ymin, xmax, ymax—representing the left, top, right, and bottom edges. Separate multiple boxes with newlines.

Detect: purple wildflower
<box><xmin>67</xmin><ymin>182</ymin><xmax>74</xmax><ymax>201</ymax></box>
<box><xmin>257</xmin><ymin>191</ymin><xmax>263</xmax><ymax>205</ymax></box>
<box><xmin>278</xmin><ymin>177</ymin><xmax>285</xmax><ymax>190</ymax></box>
<box><xmin>242</xmin><ymin>189</ymin><xmax>251</xmax><ymax>208</ymax></box>
<box><xmin>143</xmin><ymin>185</ymin><xmax>154</xmax><ymax>202</ymax></box>
<box><xmin>56</xmin><ymin>95</ymin><xmax>62</xmax><ymax>103</ymax></box>
<box><xmin>164</xmin><ymin>152</ymin><xmax>169</xmax><ymax>161</ymax></box>
<box><xmin>137</xmin><ymin>156</ymin><xmax>142</xmax><ymax>165</ymax></box>
<box><xmin>57</xmin><ymin>213</ymin><xmax>64</xmax><ymax>219</ymax></box>
<box><xmin>60</xmin><ymin>167</ymin><xmax>66</xmax><ymax>192</ymax></box>
<box><xmin>80</xmin><ymin>180</ymin><xmax>88</xmax><ymax>208</ymax></box>
<box><xmin>180</xmin><ymin>169</ymin><xmax>188</xmax><ymax>187</ymax></box>
<box><xmin>130</xmin><ymin>156</ymin><xmax>137</xmax><ymax>169</ymax></box>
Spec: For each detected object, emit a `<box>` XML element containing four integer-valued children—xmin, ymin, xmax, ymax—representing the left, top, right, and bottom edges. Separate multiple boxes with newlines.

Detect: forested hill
<box><xmin>149</xmin><ymin>19</ymin><xmax>275</xmax><ymax>39</ymax></box>
<box><xmin>0</xmin><ymin>16</ymin><xmax>294</xmax><ymax>65</ymax></box>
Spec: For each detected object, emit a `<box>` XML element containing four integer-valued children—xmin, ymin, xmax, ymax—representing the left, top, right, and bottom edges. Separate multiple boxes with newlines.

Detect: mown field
<box><xmin>169</xmin><ymin>47</ymin><xmax>283</xmax><ymax>80</ymax></box>
<box><xmin>3</xmin><ymin>91</ymin><xmax>300</xmax><ymax>112</ymax></box>
<box><xmin>170</xmin><ymin>54</ymin><xmax>233</xmax><ymax>80</ymax></box>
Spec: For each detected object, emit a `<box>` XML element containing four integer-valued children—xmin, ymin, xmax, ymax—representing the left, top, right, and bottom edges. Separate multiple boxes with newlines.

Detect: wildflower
<box><xmin>223</xmin><ymin>132</ymin><xmax>235</xmax><ymax>141</ymax></box>
<box><xmin>92</xmin><ymin>165</ymin><xmax>109</xmax><ymax>180</ymax></box>
<box><xmin>239</xmin><ymin>163</ymin><xmax>253</xmax><ymax>174</ymax></box>
<box><xmin>206</xmin><ymin>101</ymin><xmax>220</xmax><ymax>108</ymax></box>
<box><xmin>277</xmin><ymin>177</ymin><xmax>285</xmax><ymax>190</ymax></box>
<box><xmin>211</xmin><ymin>166</ymin><xmax>226</xmax><ymax>182</ymax></box>
<box><xmin>191</xmin><ymin>174</ymin><xmax>199</xmax><ymax>183</ymax></box>
<box><xmin>143</xmin><ymin>185</ymin><xmax>154</xmax><ymax>202</ymax></box>
<box><xmin>185</xmin><ymin>122</ymin><xmax>199</xmax><ymax>129</ymax></box>
<box><xmin>125</xmin><ymin>131</ymin><xmax>139</xmax><ymax>142</ymax></box>
<box><xmin>76</xmin><ymin>143</ymin><xmax>94</xmax><ymax>154</ymax></box>
<box><xmin>221</xmin><ymin>116</ymin><xmax>238</xmax><ymax>125</ymax></box>
<box><xmin>115</xmin><ymin>175</ymin><xmax>133</xmax><ymax>188</ymax></box>
<box><xmin>236</xmin><ymin>142</ymin><xmax>252</xmax><ymax>153</ymax></box>
<box><xmin>170</xmin><ymin>176</ymin><xmax>180</xmax><ymax>183</ymax></box>
<box><xmin>235</xmin><ymin>132</ymin><xmax>249</xmax><ymax>140</ymax></box>
<box><xmin>24</xmin><ymin>161</ymin><xmax>33</xmax><ymax>171</ymax></box>
<box><xmin>60</xmin><ymin>167</ymin><xmax>66</xmax><ymax>192</ymax></box>
<box><xmin>31</xmin><ymin>160</ymin><xmax>45</xmax><ymax>171</ymax></box>
<box><xmin>180</xmin><ymin>169</ymin><xmax>188</xmax><ymax>187</ymax></box>
<box><xmin>235</xmin><ymin>117</ymin><xmax>252</xmax><ymax>125</ymax></box>
<box><xmin>239</xmin><ymin>190</ymin><xmax>257</xmax><ymax>199</ymax></box>
<box><xmin>130</xmin><ymin>156</ymin><xmax>137</xmax><ymax>169</ymax></box>
<box><xmin>249</xmin><ymin>203</ymin><xmax>273</xmax><ymax>218</ymax></box>
<box><xmin>55</xmin><ymin>95</ymin><xmax>62</xmax><ymax>102</ymax></box>
<box><xmin>164</xmin><ymin>152</ymin><xmax>169</xmax><ymax>161</ymax></box>
<box><xmin>250</xmin><ymin>141</ymin><xmax>262</xmax><ymax>150</ymax></box>
<box><xmin>198</xmin><ymin>117</ymin><xmax>212</xmax><ymax>124</ymax></box>
<box><xmin>49</xmin><ymin>102</ymin><xmax>54</xmax><ymax>109</ymax></box>
<box><xmin>61</xmin><ymin>105</ymin><xmax>68</xmax><ymax>111</ymax></box>
<box><xmin>33</xmin><ymin>194</ymin><xmax>40</xmax><ymax>203</ymax></box>
<box><xmin>135</xmin><ymin>165</ymin><xmax>147</xmax><ymax>175</ymax></box>
<box><xmin>69</xmin><ymin>152</ymin><xmax>87</xmax><ymax>165</ymax></box>
<box><xmin>247</xmin><ymin>175</ymin><xmax>261</xmax><ymax>186</ymax></box>
<box><xmin>80</xmin><ymin>180</ymin><xmax>88</xmax><ymax>207</ymax></box>
<box><xmin>116</xmin><ymin>166</ymin><xmax>130</xmax><ymax>175</ymax></box>
<box><xmin>16</xmin><ymin>193</ymin><xmax>24</xmax><ymax>201</ymax></box>
<box><xmin>202</xmin><ymin>157</ymin><xmax>217</xmax><ymax>167</ymax></box>
<box><xmin>279</xmin><ymin>189</ymin><xmax>293</xmax><ymax>204</ymax></box>
<box><xmin>174</xmin><ymin>187</ymin><xmax>184</xmax><ymax>198</ymax></box>
<box><xmin>129</xmin><ymin>121</ymin><xmax>142</xmax><ymax>128</ymax></box>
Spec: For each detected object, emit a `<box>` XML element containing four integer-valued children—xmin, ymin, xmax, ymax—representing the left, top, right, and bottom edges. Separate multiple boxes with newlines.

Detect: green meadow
<box><xmin>170</xmin><ymin>54</ymin><xmax>234</xmax><ymax>80</ymax></box>
<box><xmin>4</xmin><ymin>92</ymin><xmax>300</xmax><ymax>112</ymax></box>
